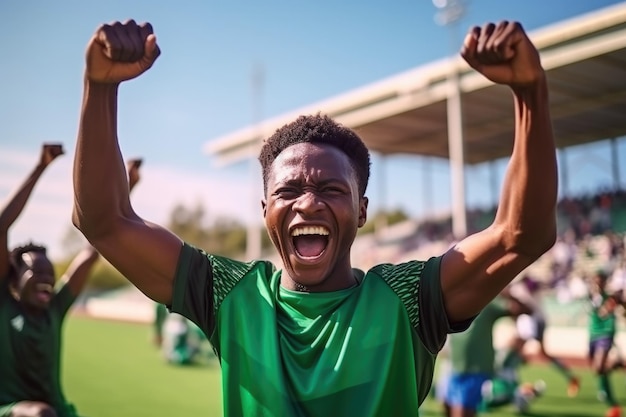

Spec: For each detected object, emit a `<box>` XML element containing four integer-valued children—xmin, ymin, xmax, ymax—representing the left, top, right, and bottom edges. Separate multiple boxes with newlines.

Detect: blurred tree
<box><xmin>358</xmin><ymin>209</ymin><xmax>410</xmax><ymax>235</ymax></box>
<box><xmin>60</xmin><ymin>224</ymin><xmax>89</xmax><ymax>260</ymax></box>
<box><xmin>167</xmin><ymin>202</ymin><xmax>254</xmax><ymax>258</ymax></box>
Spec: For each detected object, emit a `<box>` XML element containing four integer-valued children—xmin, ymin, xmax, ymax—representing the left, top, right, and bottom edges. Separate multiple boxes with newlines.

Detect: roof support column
<box><xmin>611</xmin><ymin>137</ymin><xmax>621</xmax><ymax>190</ymax></box>
<box><xmin>559</xmin><ymin>148</ymin><xmax>569</xmax><ymax>197</ymax></box>
<box><xmin>423</xmin><ymin>156</ymin><xmax>433</xmax><ymax>217</ymax></box>
<box><xmin>490</xmin><ymin>160</ymin><xmax>500</xmax><ymax>207</ymax></box>
<box><xmin>447</xmin><ymin>66</ymin><xmax>467</xmax><ymax>239</ymax></box>
<box><xmin>375</xmin><ymin>154</ymin><xmax>388</xmax><ymax>241</ymax></box>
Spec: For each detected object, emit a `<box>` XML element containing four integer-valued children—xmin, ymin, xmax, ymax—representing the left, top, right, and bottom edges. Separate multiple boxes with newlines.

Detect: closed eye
<box><xmin>321</xmin><ymin>185</ymin><xmax>347</xmax><ymax>194</ymax></box>
<box><xmin>274</xmin><ymin>187</ymin><xmax>300</xmax><ymax>199</ymax></box>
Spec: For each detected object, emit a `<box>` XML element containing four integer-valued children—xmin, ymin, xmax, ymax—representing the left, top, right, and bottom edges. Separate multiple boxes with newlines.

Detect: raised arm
<box><xmin>73</xmin><ymin>20</ymin><xmax>182</xmax><ymax>305</ymax></box>
<box><xmin>0</xmin><ymin>144</ymin><xmax>63</xmax><ymax>282</ymax></box>
<box><xmin>440</xmin><ymin>21</ymin><xmax>557</xmax><ymax>323</ymax></box>
<box><xmin>59</xmin><ymin>244</ymin><xmax>100</xmax><ymax>297</ymax></box>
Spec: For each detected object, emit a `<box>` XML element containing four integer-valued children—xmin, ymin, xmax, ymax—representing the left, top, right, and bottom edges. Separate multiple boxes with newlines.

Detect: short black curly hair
<box><xmin>8</xmin><ymin>242</ymin><xmax>47</xmax><ymax>282</ymax></box>
<box><xmin>258</xmin><ymin>114</ymin><xmax>371</xmax><ymax>197</ymax></box>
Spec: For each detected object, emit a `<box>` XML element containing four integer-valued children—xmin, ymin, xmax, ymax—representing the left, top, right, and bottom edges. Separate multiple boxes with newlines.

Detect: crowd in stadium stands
<box><xmin>407</xmin><ymin>188</ymin><xmax>626</xmax><ymax>280</ymax></box>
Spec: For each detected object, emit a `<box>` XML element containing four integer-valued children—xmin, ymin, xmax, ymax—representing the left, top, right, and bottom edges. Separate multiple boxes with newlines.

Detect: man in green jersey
<box><xmin>153</xmin><ymin>302</ymin><xmax>209</xmax><ymax>365</ymax></box>
<box><xmin>588</xmin><ymin>269</ymin><xmax>623</xmax><ymax>417</ymax></box>
<box><xmin>72</xmin><ymin>19</ymin><xmax>557</xmax><ymax>416</ymax></box>
<box><xmin>444</xmin><ymin>293</ymin><xmax>530</xmax><ymax>416</ymax></box>
<box><xmin>0</xmin><ymin>148</ymin><xmax>142</xmax><ymax>417</ymax></box>
<box><xmin>480</xmin><ymin>335</ymin><xmax>546</xmax><ymax>414</ymax></box>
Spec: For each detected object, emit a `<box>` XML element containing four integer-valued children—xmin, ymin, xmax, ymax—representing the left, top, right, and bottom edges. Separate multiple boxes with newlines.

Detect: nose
<box><xmin>293</xmin><ymin>191</ymin><xmax>323</xmax><ymax>215</ymax></box>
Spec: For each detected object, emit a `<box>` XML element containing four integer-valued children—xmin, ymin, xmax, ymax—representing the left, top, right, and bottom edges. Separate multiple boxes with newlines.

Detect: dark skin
<box><xmin>73</xmin><ymin>20</ymin><xmax>556</xmax><ymax>325</ymax></box>
<box><xmin>0</xmin><ymin>148</ymin><xmax>141</xmax><ymax>417</ymax></box>
<box><xmin>263</xmin><ymin>143</ymin><xmax>367</xmax><ymax>292</ymax></box>
<box><xmin>0</xmin><ymin>144</ymin><xmax>63</xmax><ymax>283</ymax></box>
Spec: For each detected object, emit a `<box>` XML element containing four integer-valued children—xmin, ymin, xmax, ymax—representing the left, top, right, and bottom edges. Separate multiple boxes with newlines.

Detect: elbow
<box><xmin>72</xmin><ymin>205</ymin><xmax>110</xmax><ymax>244</ymax></box>
<box><xmin>514</xmin><ymin>223</ymin><xmax>557</xmax><ymax>260</ymax></box>
<box><xmin>72</xmin><ymin>207</ymin><xmax>89</xmax><ymax>236</ymax></box>
<box><xmin>536</xmin><ymin>219</ymin><xmax>557</xmax><ymax>256</ymax></box>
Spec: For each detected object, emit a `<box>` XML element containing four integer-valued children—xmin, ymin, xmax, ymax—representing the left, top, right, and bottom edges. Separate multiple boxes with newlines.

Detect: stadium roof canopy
<box><xmin>204</xmin><ymin>2</ymin><xmax>626</xmax><ymax>166</ymax></box>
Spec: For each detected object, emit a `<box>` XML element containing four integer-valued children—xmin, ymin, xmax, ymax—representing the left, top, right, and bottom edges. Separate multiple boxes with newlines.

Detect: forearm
<box><xmin>62</xmin><ymin>245</ymin><xmax>100</xmax><ymax>296</ymax></box>
<box><xmin>73</xmin><ymin>81</ymin><xmax>133</xmax><ymax>239</ymax></box>
<box><xmin>494</xmin><ymin>77</ymin><xmax>557</xmax><ymax>256</ymax></box>
<box><xmin>0</xmin><ymin>163</ymin><xmax>47</xmax><ymax>231</ymax></box>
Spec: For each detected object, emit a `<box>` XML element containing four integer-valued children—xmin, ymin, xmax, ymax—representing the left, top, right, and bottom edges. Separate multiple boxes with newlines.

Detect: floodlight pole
<box><xmin>247</xmin><ymin>62</ymin><xmax>265</xmax><ymax>260</ymax></box>
<box><xmin>434</xmin><ymin>0</ymin><xmax>468</xmax><ymax>239</ymax></box>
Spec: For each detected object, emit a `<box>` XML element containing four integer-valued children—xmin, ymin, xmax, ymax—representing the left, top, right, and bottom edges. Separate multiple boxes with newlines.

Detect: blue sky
<box><xmin>1</xmin><ymin>0</ymin><xmax>624</xmax><ymax>260</ymax></box>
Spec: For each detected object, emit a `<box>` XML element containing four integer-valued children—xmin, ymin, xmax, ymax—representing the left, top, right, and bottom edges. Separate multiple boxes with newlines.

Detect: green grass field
<box><xmin>62</xmin><ymin>315</ymin><xmax>626</xmax><ymax>417</ymax></box>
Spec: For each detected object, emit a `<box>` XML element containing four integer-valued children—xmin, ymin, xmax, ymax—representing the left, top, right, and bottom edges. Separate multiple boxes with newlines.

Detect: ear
<box><xmin>358</xmin><ymin>196</ymin><xmax>368</xmax><ymax>228</ymax></box>
<box><xmin>261</xmin><ymin>199</ymin><xmax>267</xmax><ymax>218</ymax></box>
<box><xmin>8</xmin><ymin>275</ymin><xmax>21</xmax><ymax>301</ymax></box>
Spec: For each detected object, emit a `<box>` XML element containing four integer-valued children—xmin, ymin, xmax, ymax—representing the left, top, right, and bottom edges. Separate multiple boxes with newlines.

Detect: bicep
<box><xmin>91</xmin><ymin>215</ymin><xmax>183</xmax><ymax>305</ymax></box>
<box><xmin>440</xmin><ymin>226</ymin><xmax>536</xmax><ymax>323</ymax></box>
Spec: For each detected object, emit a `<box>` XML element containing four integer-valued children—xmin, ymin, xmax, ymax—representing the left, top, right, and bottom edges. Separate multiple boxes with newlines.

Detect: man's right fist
<box><xmin>85</xmin><ymin>19</ymin><xmax>161</xmax><ymax>84</ymax></box>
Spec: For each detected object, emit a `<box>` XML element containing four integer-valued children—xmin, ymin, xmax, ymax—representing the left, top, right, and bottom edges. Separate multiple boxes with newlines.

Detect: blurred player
<box><xmin>444</xmin><ymin>291</ymin><xmax>531</xmax><ymax>417</ymax></box>
<box><xmin>510</xmin><ymin>274</ymin><xmax>580</xmax><ymax>397</ymax></box>
<box><xmin>0</xmin><ymin>150</ymin><xmax>141</xmax><ymax>417</ymax></box>
<box><xmin>153</xmin><ymin>302</ymin><xmax>210</xmax><ymax>365</ymax></box>
<box><xmin>480</xmin><ymin>335</ymin><xmax>546</xmax><ymax>414</ymax></box>
<box><xmin>0</xmin><ymin>144</ymin><xmax>98</xmax><ymax>417</ymax></box>
<box><xmin>587</xmin><ymin>269</ymin><xmax>623</xmax><ymax>417</ymax></box>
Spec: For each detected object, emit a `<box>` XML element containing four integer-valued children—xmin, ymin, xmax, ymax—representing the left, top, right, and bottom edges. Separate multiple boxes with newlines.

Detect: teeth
<box><xmin>36</xmin><ymin>283</ymin><xmax>53</xmax><ymax>293</ymax></box>
<box><xmin>291</xmin><ymin>226</ymin><xmax>329</xmax><ymax>237</ymax></box>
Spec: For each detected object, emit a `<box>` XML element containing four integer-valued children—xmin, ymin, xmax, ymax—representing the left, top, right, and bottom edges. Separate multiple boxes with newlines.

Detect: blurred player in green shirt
<box><xmin>480</xmin><ymin>334</ymin><xmax>546</xmax><ymax>414</ymax></box>
<box><xmin>0</xmin><ymin>149</ymin><xmax>141</xmax><ymax>417</ymax></box>
<box><xmin>588</xmin><ymin>269</ymin><xmax>623</xmax><ymax>417</ymax></box>
<box><xmin>444</xmin><ymin>293</ymin><xmax>530</xmax><ymax>416</ymax></box>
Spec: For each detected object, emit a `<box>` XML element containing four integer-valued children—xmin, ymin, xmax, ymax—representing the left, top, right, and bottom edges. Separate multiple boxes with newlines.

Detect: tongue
<box><xmin>294</xmin><ymin>235</ymin><xmax>327</xmax><ymax>257</ymax></box>
<box><xmin>36</xmin><ymin>291</ymin><xmax>52</xmax><ymax>303</ymax></box>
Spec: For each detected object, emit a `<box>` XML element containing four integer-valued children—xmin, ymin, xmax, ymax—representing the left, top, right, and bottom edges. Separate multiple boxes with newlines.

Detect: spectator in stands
<box><xmin>72</xmin><ymin>19</ymin><xmax>558</xmax><ymax>416</ymax></box>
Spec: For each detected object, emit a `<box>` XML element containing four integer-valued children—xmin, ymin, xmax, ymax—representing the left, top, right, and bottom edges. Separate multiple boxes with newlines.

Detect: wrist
<box><xmin>84</xmin><ymin>77</ymin><xmax>120</xmax><ymax>96</ymax></box>
<box><xmin>511</xmin><ymin>74</ymin><xmax>548</xmax><ymax>100</ymax></box>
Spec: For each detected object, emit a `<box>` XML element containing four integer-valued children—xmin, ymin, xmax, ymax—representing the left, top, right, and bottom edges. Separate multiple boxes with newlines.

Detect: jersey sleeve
<box><xmin>171</xmin><ymin>242</ymin><xmax>264</xmax><ymax>339</ymax></box>
<box><xmin>416</xmin><ymin>256</ymin><xmax>473</xmax><ymax>354</ymax></box>
<box><xmin>170</xmin><ymin>243</ymin><xmax>216</xmax><ymax>337</ymax></box>
<box><xmin>378</xmin><ymin>256</ymin><xmax>472</xmax><ymax>356</ymax></box>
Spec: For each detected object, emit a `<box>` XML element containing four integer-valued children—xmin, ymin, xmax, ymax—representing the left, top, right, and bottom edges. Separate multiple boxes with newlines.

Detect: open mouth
<box><xmin>34</xmin><ymin>283</ymin><xmax>53</xmax><ymax>303</ymax></box>
<box><xmin>291</xmin><ymin>226</ymin><xmax>329</xmax><ymax>259</ymax></box>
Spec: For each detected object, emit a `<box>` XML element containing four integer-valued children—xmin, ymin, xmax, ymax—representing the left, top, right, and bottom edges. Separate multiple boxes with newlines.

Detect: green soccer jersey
<box><xmin>172</xmin><ymin>243</ymin><xmax>465</xmax><ymax>417</ymax></box>
<box><xmin>0</xmin><ymin>280</ymin><xmax>78</xmax><ymax>417</ymax></box>
<box><xmin>589</xmin><ymin>292</ymin><xmax>616</xmax><ymax>341</ymax></box>
<box><xmin>448</xmin><ymin>298</ymin><xmax>509</xmax><ymax>375</ymax></box>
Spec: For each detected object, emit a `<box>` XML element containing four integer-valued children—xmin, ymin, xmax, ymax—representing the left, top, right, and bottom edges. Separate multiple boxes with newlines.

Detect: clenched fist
<box><xmin>39</xmin><ymin>143</ymin><xmax>64</xmax><ymax>167</ymax></box>
<box><xmin>461</xmin><ymin>21</ymin><xmax>544</xmax><ymax>87</ymax></box>
<box><xmin>126</xmin><ymin>158</ymin><xmax>142</xmax><ymax>191</ymax></box>
<box><xmin>85</xmin><ymin>19</ymin><xmax>161</xmax><ymax>84</ymax></box>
